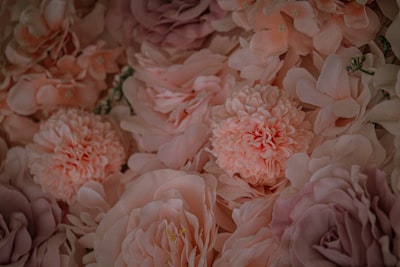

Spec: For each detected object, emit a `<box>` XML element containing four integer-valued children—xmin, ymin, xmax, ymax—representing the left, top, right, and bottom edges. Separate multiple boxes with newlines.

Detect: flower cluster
<box><xmin>1</xmin><ymin>0</ymin><xmax>400</xmax><ymax>266</ymax></box>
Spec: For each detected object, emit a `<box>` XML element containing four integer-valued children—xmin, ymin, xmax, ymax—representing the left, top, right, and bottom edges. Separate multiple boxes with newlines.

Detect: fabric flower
<box><xmin>5</xmin><ymin>0</ymin><xmax>79</xmax><ymax>69</ymax></box>
<box><xmin>213</xmin><ymin>198</ymin><xmax>279</xmax><ymax>267</ymax></box>
<box><xmin>93</xmin><ymin>169</ymin><xmax>218</xmax><ymax>267</ymax></box>
<box><xmin>105</xmin><ymin>0</ymin><xmax>226</xmax><ymax>49</ymax></box>
<box><xmin>284</xmin><ymin>53</ymin><xmax>371</xmax><ymax>136</ymax></box>
<box><xmin>27</xmin><ymin>108</ymin><xmax>126</xmax><ymax>204</ymax></box>
<box><xmin>64</xmin><ymin>171</ymin><xmax>128</xmax><ymax>266</ymax></box>
<box><xmin>0</xmin><ymin>147</ymin><xmax>72</xmax><ymax>267</ymax></box>
<box><xmin>311</xmin><ymin>0</ymin><xmax>380</xmax><ymax>55</ymax></box>
<box><xmin>271</xmin><ymin>163</ymin><xmax>400</xmax><ymax>267</ymax></box>
<box><xmin>121</xmin><ymin>43</ymin><xmax>235</xmax><ymax>170</ymax></box>
<box><xmin>210</xmin><ymin>84</ymin><xmax>313</xmax><ymax>186</ymax></box>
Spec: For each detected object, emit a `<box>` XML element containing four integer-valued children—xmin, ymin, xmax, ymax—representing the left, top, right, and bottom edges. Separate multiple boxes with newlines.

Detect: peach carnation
<box><xmin>27</xmin><ymin>108</ymin><xmax>126</xmax><ymax>204</ymax></box>
<box><xmin>210</xmin><ymin>85</ymin><xmax>313</xmax><ymax>186</ymax></box>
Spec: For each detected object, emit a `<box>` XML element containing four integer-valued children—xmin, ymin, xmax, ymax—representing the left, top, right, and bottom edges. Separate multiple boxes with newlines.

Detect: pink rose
<box><xmin>271</xmin><ymin>163</ymin><xmax>400</xmax><ymax>266</ymax></box>
<box><xmin>94</xmin><ymin>169</ymin><xmax>218</xmax><ymax>266</ymax></box>
<box><xmin>0</xmin><ymin>147</ymin><xmax>70</xmax><ymax>267</ymax></box>
<box><xmin>105</xmin><ymin>0</ymin><xmax>226</xmax><ymax>49</ymax></box>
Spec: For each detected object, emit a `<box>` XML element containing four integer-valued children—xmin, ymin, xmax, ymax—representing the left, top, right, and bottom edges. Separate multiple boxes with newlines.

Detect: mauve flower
<box><xmin>0</xmin><ymin>147</ymin><xmax>72</xmax><ymax>267</ymax></box>
<box><xmin>213</xmin><ymin>198</ymin><xmax>279</xmax><ymax>267</ymax></box>
<box><xmin>93</xmin><ymin>169</ymin><xmax>218</xmax><ymax>267</ymax></box>
<box><xmin>210</xmin><ymin>84</ymin><xmax>313</xmax><ymax>186</ymax></box>
<box><xmin>270</xmin><ymin>163</ymin><xmax>400</xmax><ymax>267</ymax></box>
<box><xmin>105</xmin><ymin>0</ymin><xmax>226</xmax><ymax>49</ymax></box>
<box><xmin>27</xmin><ymin>108</ymin><xmax>126</xmax><ymax>204</ymax></box>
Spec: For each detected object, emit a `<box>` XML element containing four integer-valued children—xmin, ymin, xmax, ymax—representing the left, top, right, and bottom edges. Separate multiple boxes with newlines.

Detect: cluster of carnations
<box><xmin>1</xmin><ymin>0</ymin><xmax>400</xmax><ymax>266</ymax></box>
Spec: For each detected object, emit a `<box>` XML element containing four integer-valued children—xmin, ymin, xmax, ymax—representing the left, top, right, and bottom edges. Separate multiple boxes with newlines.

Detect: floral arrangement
<box><xmin>1</xmin><ymin>0</ymin><xmax>400</xmax><ymax>266</ymax></box>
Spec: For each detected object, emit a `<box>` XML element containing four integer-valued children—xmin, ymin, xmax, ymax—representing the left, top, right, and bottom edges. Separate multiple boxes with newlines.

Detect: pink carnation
<box><xmin>210</xmin><ymin>85</ymin><xmax>313</xmax><ymax>186</ymax></box>
<box><xmin>27</xmin><ymin>108</ymin><xmax>126</xmax><ymax>204</ymax></box>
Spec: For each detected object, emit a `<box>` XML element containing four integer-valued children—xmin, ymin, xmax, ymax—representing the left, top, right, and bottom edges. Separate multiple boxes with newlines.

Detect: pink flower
<box><xmin>0</xmin><ymin>147</ymin><xmax>71</xmax><ymax>267</ymax></box>
<box><xmin>311</xmin><ymin>0</ymin><xmax>380</xmax><ymax>54</ymax></box>
<box><xmin>210</xmin><ymin>84</ymin><xmax>313</xmax><ymax>186</ymax></box>
<box><xmin>213</xmin><ymin>198</ymin><xmax>279</xmax><ymax>267</ymax></box>
<box><xmin>283</xmin><ymin>53</ymin><xmax>371</xmax><ymax>136</ymax></box>
<box><xmin>270</xmin><ymin>163</ymin><xmax>400</xmax><ymax>266</ymax></box>
<box><xmin>4</xmin><ymin>0</ymin><xmax>79</xmax><ymax>68</ymax></box>
<box><xmin>105</xmin><ymin>0</ymin><xmax>226</xmax><ymax>49</ymax></box>
<box><xmin>65</xmin><ymin>171</ymin><xmax>128</xmax><ymax>266</ymax></box>
<box><xmin>7</xmin><ymin>70</ymin><xmax>101</xmax><ymax>116</ymax></box>
<box><xmin>93</xmin><ymin>169</ymin><xmax>218</xmax><ymax>266</ymax></box>
<box><xmin>27</xmin><ymin>108</ymin><xmax>126</xmax><ymax>204</ymax></box>
<box><xmin>121</xmin><ymin>43</ymin><xmax>235</xmax><ymax>169</ymax></box>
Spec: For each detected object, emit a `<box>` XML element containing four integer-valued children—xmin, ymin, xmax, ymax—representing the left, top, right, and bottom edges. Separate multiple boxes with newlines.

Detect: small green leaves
<box><xmin>346</xmin><ymin>55</ymin><xmax>375</xmax><ymax>75</ymax></box>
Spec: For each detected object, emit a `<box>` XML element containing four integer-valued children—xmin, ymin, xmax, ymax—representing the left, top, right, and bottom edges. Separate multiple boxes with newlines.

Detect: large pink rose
<box><xmin>105</xmin><ymin>0</ymin><xmax>226</xmax><ymax>49</ymax></box>
<box><xmin>93</xmin><ymin>169</ymin><xmax>218</xmax><ymax>266</ymax></box>
<box><xmin>270</xmin><ymin>163</ymin><xmax>400</xmax><ymax>266</ymax></box>
<box><xmin>0</xmin><ymin>147</ymin><xmax>71</xmax><ymax>267</ymax></box>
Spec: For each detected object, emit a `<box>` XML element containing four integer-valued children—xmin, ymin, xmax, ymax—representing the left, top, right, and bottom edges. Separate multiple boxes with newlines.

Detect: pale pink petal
<box><xmin>7</xmin><ymin>80</ymin><xmax>38</xmax><ymax>115</ymax></box>
<box><xmin>316</xmin><ymin>55</ymin><xmax>349</xmax><ymax>99</ymax></box>
<box><xmin>313</xmin><ymin>21</ymin><xmax>342</xmax><ymax>55</ymax></box>
<box><xmin>250</xmin><ymin>29</ymin><xmax>288</xmax><ymax>58</ymax></box>
<box><xmin>333</xmin><ymin>97</ymin><xmax>360</xmax><ymax>118</ymax></box>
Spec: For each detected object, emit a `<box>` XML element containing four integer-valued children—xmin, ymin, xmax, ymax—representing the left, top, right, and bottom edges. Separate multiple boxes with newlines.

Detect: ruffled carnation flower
<box><xmin>271</xmin><ymin>163</ymin><xmax>400</xmax><ymax>266</ymax></box>
<box><xmin>27</xmin><ymin>108</ymin><xmax>126</xmax><ymax>204</ymax></box>
<box><xmin>210</xmin><ymin>84</ymin><xmax>313</xmax><ymax>186</ymax></box>
<box><xmin>94</xmin><ymin>169</ymin><xmax>218</xmax><ymax>266</ymax></box>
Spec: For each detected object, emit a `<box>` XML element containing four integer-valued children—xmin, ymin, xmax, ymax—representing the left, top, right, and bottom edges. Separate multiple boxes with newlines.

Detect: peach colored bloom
<box><xmin>284</xmin><ymin>53</ymin><xmax>371</xmax><ymax>136</ymax></box>
<box><xmin>213</xmin><ymin>198</ymin><xmax>279</xmax><ymax>267</ymax></box>
<box><xmin>7</xmin><ymin>71</ymin><xmax>101</xmax><ymax>115</ymax></box>
<box><xmin>27</xmin><ymin>108</ymin><xmax>126</xmax><ymax>204</ymax></box>
<box><xmin>310</xmin><ymin>0</ymin><xmax>380</xmax><ymax>55</ymax></box>
<box><xmin>64</xmin><ymin>171</ymin><xmax>129</xmax><ymax>266</ymax></box>
<box><xmin>77</xmin><ymin>41</ymin><xmax>122</xmax><ymax>80</ymax></box>
<box><xmin>121</xmin><ymin>43</ymin><xmax>236</xmax><ymax>170</ymax></box>
<box><xmin>210</xmin><ymin>84</ymin><xmax>313</xmax><ymax>186</ymax></box>
<box><xmin>94</xmin><ymin>169</ymin><xmax>218</xmax><ymax>267</ymax></box>
<box><xmin>5</xmin><ymin>0</ymin><xmax>79</xmax><ymax>68</ymax></box>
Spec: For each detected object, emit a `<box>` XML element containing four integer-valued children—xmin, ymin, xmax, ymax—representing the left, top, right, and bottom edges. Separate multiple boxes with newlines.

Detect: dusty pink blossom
<box><xmin>284</xmin><ymin>53</ymin><xmax>371</xmax><ymax>136</ymax></box>
<box><xmin>121</xmin><ymin>43</ymin><xmax>236</xmax><ymax>170</ymax></box>
<box><xmin>27</xmin><ymin>108</ymin><xmax>126</xmax><ymax>204</ymax></box>
<box><xmin>105</xmin><ymin>0</ymin><xmax>226</xmax><ymax>49</ymax></box>
<box><xmin>4</xmin><ymin>0</ymin><xmax>79</xmax><ymax>69</ymax></box>
<box><xmin>7</xmin><ymin>70</ymin><xmax>101</xmax><ymax>115</ymax></box>
<box><xmin>94</xmin><ymin>169</ymin><xmax>218</xmax><ymax>267</ymax></box>
<box><xmin>0</xmin><ymin>147</ymin><xmax>73</xmax><ymax>267</ymax></box>
<box><xmin>64</xmin><ymin>171</ymin><xmax>129</xmax><ymax>266</ymax></box>
<box><xmin>310</xmin><ymin>0</ymin><xmax>380</xmax><ymax>55</ymax></box>
<box><xmin>213</xmin><ymin>198</ymin><xmax>279</xmax><ymax>267</ymax></box>
<box><xmin>270</xmin><ymin>163</ymin><xmax>400</xmax><ymax>267</ymax></box>
<box><xmin>210</xmin><ymin>84</ymin><xmax>313</xmax><ymax>186</ymax></box>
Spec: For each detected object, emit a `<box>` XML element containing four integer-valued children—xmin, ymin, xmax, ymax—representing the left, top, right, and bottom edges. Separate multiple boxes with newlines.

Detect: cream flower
<box><xmin>27</xmin><ymin>108</ymin><xmax>126</xmax><ymax>204</ymax></box>
<box><xmin>210</xmin><ymin>85</ymin><xmax>313</xmax><ymax>186</ymax></box>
